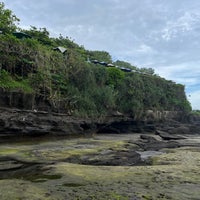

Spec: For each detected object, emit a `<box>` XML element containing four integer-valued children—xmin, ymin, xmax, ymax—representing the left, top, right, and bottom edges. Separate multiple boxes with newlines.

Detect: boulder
<box><xmin>156</xmin><ymin>130</ymin><xmax>187</xmax><ymax>140</ymax></box>
<box><xmin>168</xmin><ymin>125</ymin><xmax>190</xmax><ymax>135</ymax></box>
<box><xmin>135</xmin><ymin>138</ymin><xmax>180</xmax><ymax>151</ymax></box>
<box><xmin>140</xmin><ymin>134</ymin><xmax>157</xmax><ymax>142</ymax></box>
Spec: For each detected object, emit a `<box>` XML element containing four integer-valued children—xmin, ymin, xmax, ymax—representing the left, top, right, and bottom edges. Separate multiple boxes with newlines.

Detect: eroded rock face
<box><xmin>96</xmin><ymin>120</ymin><xmax>156</xmax><ymax>134</ymax></box>
<box><xmin>0</xmin><ymin>102</ymin><xmax>200</xmax><ymax>140</ymax></box>
<box><xmin>0</xmin><ymin>108</ymin><xmax>93</xmax><ymax>137</ymax></box>
<box><xmin>0</xmin><ymin>89</ymin><xmax>34</xmax><ymax>110</ymax></box>
<box><xmin>0</xmin><ymin>89</ymin><xmax>75</xmax><ymax>114</ymax></box>
<box><xmin>145</xmin><ymin>110</ymin><xmax>184</xmax><ymax>121</ymax></box>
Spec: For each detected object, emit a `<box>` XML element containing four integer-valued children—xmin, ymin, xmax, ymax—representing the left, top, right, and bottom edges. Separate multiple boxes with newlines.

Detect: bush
<box><xmin>0</xmin><ymin>70</ymin><xmax>32</xmax><ymax>92</ymax></box>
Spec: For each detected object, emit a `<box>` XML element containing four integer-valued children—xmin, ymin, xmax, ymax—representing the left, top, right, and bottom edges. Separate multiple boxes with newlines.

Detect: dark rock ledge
<box><xmin>0</xmin><ymin>107</ymin><xmax>200</xmax><ymax>140</ymax></box>
<box><xmin>0</xmin><ymin>107</ymin><xmax>94</xmax><ymax>138</ymax></box>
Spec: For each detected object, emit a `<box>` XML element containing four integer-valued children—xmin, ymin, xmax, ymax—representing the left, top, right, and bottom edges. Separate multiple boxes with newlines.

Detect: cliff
<box><xmin>0</xmin><ymin>33</ymin><xmax>191</xmax><ymax>118</ymax></box>
<box><xmin>0</xmin><ymin>5</ymin><xmax>192</xmax><ymax>123</ymax></box>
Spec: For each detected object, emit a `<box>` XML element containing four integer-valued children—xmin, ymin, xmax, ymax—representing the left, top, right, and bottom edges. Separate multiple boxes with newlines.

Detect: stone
<box><xmin>156</xmin><ymin>130</ymin><xmax>187</xmax><ymax>140</ymax></box>
<box><xmin>140</xmin><ymin>134</ymin><xmax>157</xmax><ymax>142</ymax></box>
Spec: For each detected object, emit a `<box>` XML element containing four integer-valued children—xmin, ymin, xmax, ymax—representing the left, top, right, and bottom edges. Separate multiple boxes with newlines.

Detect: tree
<box><xmin>114</xmin><ymin>60</ymin><xmax>137</xmax><ymax>70</ymax></box>
<box><xmin>24</xmin><ymin>26</ymin><xmax>53</xmax><ymax>46</ymax></box>
<box><xmin>88</xmin><ymin>50</ymin><xmax>112</xmax><ymax>63</ymax></box>
<box><xmin>106</xmin><ymin>67</ymin><xmax>125</xmax><ymax>88</ymax></box>
<box><xmin>0</xmin><ymin>2</ymin><xmax>19</xmax><ymax>33</ymax></box>
<box><xmin>139</xmin><ymin>67</ymin><xmax>155</xmax><ymax>75</ymax></box>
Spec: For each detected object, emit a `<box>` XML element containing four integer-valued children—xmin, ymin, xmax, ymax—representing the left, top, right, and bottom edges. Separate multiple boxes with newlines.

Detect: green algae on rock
<box><xmin>0</xmin><ymin>134</ymin><xmax>200</xmax><ymax>199</ymax></box>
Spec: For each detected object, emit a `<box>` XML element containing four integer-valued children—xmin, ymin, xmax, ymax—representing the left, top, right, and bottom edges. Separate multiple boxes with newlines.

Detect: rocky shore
<box><xmin>1</xmin><ymin>106</ymin><xmax>200</xmax><ymax>168</ymax></box>
<box><xmin>0</xmin><ymin>107</ymin><xmax>200</xmax><ymax>199</ymax></box>
<box><xmin>0</xmin><ymin>106</ymin><xmax>199</xmax><ymax>138</ymax></box>
<box><xmin>0</xmin><ymin>132</ymin><xmax>200</xmax><ymax>200</ymax></box>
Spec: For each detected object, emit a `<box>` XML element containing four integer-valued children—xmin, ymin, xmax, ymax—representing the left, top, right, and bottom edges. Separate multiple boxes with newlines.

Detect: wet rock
<box><xmin>0</xmin><ymin>157</ymin><xmax>59</xmax><ymax>182</ymax></box>
<box><xmin>140</xmin><ymin>134</ymin><xmax>157</xmax><ymax>142</ymax></box>
<box><xmin>65</xmin><ymin>149</ymin><xmax>142</xmax><ymax>166</ymax></box>
<box><xmin>134</xmin><ymin>136</ymin><xmax>180</xmax><ymax>151</ymax></box>
<box><xmin>97</xmin><ymin>120</ymin><xmax>143</xmax><ymax>134</ymax></box>
<box><xmin>138</xmin><ymin>141</ymin><xmax>175</xmax><ymax>151</ymax></box>
<box><xmin>0</xmin><ymin>158</ymin><xmax>24</xmax><ymax>170</ymax></box>
<box><xmin>156</xmin><ymin>130</ymin><xmax>187</xmax><ymax>140</ymax></box>
<box><xmin>168</xmin><ymin>125</ymin><xmax>190</xmax><ymax>135</ymax></box>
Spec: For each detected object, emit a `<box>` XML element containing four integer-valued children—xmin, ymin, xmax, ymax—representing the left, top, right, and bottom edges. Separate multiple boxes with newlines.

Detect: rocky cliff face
<box><xmin>144</xmin><ymin>109</ymin><xmax>184</xmax><ymax>121</ymax></box>
<box><xmin>0</xmin><ymin>90</ymin><xmax>198</xmax><ymax>138</ymax></box>
<box><xmin>0</xmin><ymin>107</ymin><xmax>94</xmax><ymax>139</ymax></box>
<box><xmin>0</xmin><ymin>106</ymin><xmax>199</xmax><ymax>141</ymax></box>
<box><xmin>0</xmin><ymin>89</ymin><xmax>68</xmax><ymax>113</ymax></box>
<box><xmin>0</xmin><ymin>89</ymin><xmax>34</xmax><ymax>110</ymax></box>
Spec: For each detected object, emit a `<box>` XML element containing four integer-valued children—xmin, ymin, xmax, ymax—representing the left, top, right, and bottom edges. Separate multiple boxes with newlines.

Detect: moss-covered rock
<box><xmin>0</xmin><ymin>134</ymin><xmax>200</xmax><ymax>199</ymax></box>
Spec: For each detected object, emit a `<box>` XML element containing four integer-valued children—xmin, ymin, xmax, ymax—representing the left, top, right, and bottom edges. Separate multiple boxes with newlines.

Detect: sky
<box><xmin>3</xmin><ymin>0</ymin><xmax>200</xmax><ymax>109</ymax></box>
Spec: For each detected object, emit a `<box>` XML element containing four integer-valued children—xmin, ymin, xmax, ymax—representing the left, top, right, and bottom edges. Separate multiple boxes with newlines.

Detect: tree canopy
<box><xmin>0</xmin><ymin>2</ymin><xmax>19</xmax><ymax>33</ymax></box>
<box><xmin>0</xmin><ymin>2</ymin><xmax>192</xmax><ymax>118</ymax></box>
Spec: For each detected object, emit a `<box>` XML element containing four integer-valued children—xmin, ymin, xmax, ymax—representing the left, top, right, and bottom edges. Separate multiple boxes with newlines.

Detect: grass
<box><xmin>0</xmin><ymin>70</ymin><xmax>33</xmax><ymax>93</ymax></box>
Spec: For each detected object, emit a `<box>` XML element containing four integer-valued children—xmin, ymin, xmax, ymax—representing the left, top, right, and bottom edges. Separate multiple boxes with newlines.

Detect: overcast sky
<box><xmin>3</xmin><ymin>0</ymin><xmax>200</xmax><ymax>109</ymax></box>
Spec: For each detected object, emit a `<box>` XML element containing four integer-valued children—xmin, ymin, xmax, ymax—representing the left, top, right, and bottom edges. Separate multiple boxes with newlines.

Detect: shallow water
<box><xmin>136</xmin><ymin>150</ymin><xmax>164</xmax><ymax>160</ymax></box>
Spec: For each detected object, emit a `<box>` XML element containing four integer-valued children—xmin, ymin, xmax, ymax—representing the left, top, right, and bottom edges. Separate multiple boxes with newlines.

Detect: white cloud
<box><xmin>155</xmin><ymin>62</ymin><xmax>200</xmax><ymax>86</ymax></box>
<box><xmin>162</xmin><ymin>11</ymin><xmax>200</xmax><ymax>41</ymax></box>
<box><xmin>137</xmin><ymin>44</ymin><xmax>155</xmax><ymax>54</ymax></box>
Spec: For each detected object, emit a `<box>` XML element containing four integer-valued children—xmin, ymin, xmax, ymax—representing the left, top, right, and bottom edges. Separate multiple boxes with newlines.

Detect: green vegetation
<box><xmin>0</xmin><ymin>2</ymin><xmax>191</xmax><ymax>117</ymax></box>
<box><xmin>192</xmin><ymin>110</ymin><xmax>200</xmax><ymax>115</ymax></box>
<box><xmin>0</xmin><ymin>2</ymin><xmax>19</xmax><ymax>33</ymax></box>
<box><xmin>0</xmin><ymin>69</ymin><xmax>32</xmax><ymax>92</ymax></box>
